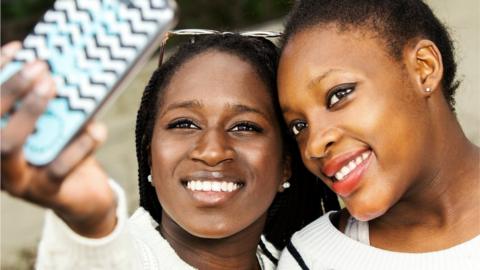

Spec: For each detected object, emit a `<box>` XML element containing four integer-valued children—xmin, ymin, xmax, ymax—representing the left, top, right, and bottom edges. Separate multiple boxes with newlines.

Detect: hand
<box><xmin>0</xmin><ymin>41</ymin><xmax>117</xmax><ymax>238</ymax></box>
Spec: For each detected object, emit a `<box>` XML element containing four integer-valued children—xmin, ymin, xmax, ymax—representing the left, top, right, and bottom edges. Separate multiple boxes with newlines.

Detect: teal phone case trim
<box><xmin>0</xmin><ymin>0</ymin><xmax>176</xmax><ymax>166</ymax></box>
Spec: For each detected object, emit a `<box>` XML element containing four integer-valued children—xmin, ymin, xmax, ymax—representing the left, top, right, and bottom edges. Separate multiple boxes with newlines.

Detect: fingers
<box><xmin>0</xmin><ymin>41</ymin><xmax>21</xmax><ymax>68</ymax></box>
<box><xmin>0</xmin><ymin>74</ymin><xmax>56</xmax><ymax>196</ymax></box>
<box><xmin>1</xmin><ymin>61</ymin><xmax>50</xmax><ymax>115</ymax></box>
<box><xmin>1</xmin><ymin>76</ymin><xmax>56</xmax><ymax>157</ymax></box>
<box><xmin>47</xmin><ymin>122</ymin><xmax>107</xmax><ymax>182</ymax></box>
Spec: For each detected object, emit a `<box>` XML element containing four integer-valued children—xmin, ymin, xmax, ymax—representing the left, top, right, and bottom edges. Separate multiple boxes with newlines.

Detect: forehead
<box><xmin>281</xmin><ymin>25</ymin><xmax>393</xmax><ymax>73</ymax></box>
<box><xmin>278</xmin><ymin>25</ymin><xmax>399</xmax><ymax>105</ymax></box>
<box><xmin>163</xmin><ymin>51</ymin><xmax>273</xmax><ymax>111</ymax></box>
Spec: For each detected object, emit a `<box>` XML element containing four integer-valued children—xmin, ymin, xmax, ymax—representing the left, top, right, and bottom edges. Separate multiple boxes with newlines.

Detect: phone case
<box><xmin>0</xmin><ymin>0</ymin><xmax>177</xmax><ymax>166</ymax></box>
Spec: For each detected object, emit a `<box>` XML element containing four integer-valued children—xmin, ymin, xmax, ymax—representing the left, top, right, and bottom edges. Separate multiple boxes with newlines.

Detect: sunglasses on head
<box><xmin>158</xmin><ymin>29</ymin><xmax>283</xmax><ymax>66</ymax></box>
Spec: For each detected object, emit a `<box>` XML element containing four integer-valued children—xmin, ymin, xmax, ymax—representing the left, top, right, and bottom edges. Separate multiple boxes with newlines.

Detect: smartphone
<box><xmin>0</xmin><ymin>0</ymin><xmax>177</xmax><ymax>166</ymax></box>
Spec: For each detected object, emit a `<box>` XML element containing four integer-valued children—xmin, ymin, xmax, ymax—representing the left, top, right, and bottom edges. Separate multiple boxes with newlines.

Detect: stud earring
<box><xmin>282</xmin><ymin>181</ymin><xmax>291</xmax><ymax>189</ymax></box>
<box><xmin>425</xmin><ymin>87</ymin><xmax>432</xmax><ymax>92</ymax></box>
<box><xmin>147</xmin><ymin>174</ymin><xmax>154</xmax><ymax>186</ymax></box>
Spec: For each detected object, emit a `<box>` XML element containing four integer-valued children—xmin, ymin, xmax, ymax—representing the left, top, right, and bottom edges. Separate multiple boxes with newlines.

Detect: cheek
<box><xmin>151</xmin><ymin>135</ymin><xmax>188</xmax><ymax>171</ymax></box>
<box><xmin>150</xmin><ymin>136</ymin><xmax>189</xmax><ymax>206</ymax></box>
<box><xmin>243</xmin><ymin>140</ymin><xmax>284</xmax><ymax>183</ymax></box>
<box><xmin>240</xmin><ymin>139</ymin><xmax>285</xmax><ymax>202</ymax></box>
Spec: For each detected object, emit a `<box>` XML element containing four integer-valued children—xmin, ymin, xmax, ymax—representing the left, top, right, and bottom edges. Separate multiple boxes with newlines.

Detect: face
<box><xmin>150</xmin><ymin>50</ymin><xmax>288</xmax><ymax>238</ymax></box>
<box><xmin>278</xmin><ymin>26</ymin><xmax>435</xmax><ymax>221</ymax></box>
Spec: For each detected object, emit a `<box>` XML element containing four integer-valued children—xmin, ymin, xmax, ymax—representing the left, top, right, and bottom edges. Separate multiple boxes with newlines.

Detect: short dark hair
<box><xmin>135</xmin><ymin>33</ymin><xmax>340</xmax><ymax>250</ymax></box>
<box><xmin>283</xmin><ymin>0</ymin><xmax>460</xmax><ymax>109</ymax></box>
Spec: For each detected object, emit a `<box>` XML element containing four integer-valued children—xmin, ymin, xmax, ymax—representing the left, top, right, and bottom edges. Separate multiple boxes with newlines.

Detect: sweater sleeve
<box><xmin>35</xmin><ymin>179</ymin><xmax>138</xmax><ymax>270</ymax></box>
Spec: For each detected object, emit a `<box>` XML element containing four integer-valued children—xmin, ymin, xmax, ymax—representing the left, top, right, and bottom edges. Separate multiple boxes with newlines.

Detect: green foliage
<box><xmin>1</xmin><ymin>0</ymin><xmax>290</xmax><ymax>44</ymax></box>
<box><xmin>176</xmin><ymin>0</ymin><xmax>290</xmax><ymax>29</ymax></box>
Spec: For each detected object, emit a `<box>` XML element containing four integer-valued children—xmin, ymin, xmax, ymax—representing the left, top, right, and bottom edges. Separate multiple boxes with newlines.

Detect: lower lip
<box><xmin>186</xmin><ymin>186</ymin><xmax>242</xmax><ymax>206</ymax></box>
<box><xmin>331</xmin><ymin>154</ymin><xmax>372</xmax><ymax>197</ymax></box>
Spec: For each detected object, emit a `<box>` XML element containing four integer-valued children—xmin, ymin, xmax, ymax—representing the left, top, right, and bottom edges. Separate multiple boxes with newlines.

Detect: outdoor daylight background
<box><xmin>1</xmin><ymin>0</ymin><xmax>478</xmax><ymax>269</ymax></box>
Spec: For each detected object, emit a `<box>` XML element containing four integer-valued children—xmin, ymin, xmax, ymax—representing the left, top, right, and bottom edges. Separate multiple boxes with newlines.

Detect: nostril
<box><xmin>326</xmin><ymin>141</ymin><xmax>334</xmax><ymax>149</ymax></box>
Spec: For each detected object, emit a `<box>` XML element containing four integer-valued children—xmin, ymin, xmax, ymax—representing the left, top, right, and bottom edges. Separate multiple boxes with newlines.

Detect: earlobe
<box><xmin>409</xmin><ymin>39</ymin><xmax>443</xmax><ymax>95</ymax></box>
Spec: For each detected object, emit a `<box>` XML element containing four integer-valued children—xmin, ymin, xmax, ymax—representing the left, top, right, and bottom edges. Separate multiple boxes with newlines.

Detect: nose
<box><xmin>189</xmin><ymin>128</ymin><xmax>235</xmax><ymax>166</ymax></box>
<box><xmin>304</xmin><ymin>124</ymin><xmax>343</xmax><ymax>160</ymax></box>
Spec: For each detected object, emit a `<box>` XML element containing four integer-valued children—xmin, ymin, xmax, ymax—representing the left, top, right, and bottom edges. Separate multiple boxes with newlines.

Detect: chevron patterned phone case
<box><xmin>0</xmin><ymin>0</ymin><xmax>177</xmax><ymax>165</ymax></box>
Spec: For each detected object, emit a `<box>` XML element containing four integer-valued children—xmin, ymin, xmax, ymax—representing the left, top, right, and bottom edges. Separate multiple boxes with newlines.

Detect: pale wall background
<box><xmin>1</xmin><ymin>0</ymin><xmax>479</xmax><ymax>268</ymax></box>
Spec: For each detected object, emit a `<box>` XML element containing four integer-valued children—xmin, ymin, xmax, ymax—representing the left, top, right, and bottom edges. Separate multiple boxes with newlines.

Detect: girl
<box><xmin>276</xmin><ymin>0</ymin><xmax>479</xmax><ymax>269</ymax></box>
<box><xmin>0</xmin><ymin>34</ymin><xmax>339</xmax><ymax>269</ymax></box>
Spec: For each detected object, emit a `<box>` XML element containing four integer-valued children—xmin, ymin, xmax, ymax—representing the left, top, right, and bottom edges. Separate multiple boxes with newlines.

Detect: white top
<box><xmin>35</xmin><ymin>180</ymin><xmax>280</xmax><ymax>269</ymax></box>
<box><xmin>345</xmin><ymin>215</ymin><xmax>370</xmax><ymax>245</ymax></box>
<box><xmin>277</xmin><ymin>211</ymin><xmax>480</xmax><ymax>270</ymax></box>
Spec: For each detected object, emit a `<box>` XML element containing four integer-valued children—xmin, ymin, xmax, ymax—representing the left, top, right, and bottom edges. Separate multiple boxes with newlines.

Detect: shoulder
<box><xmin>277</xmin><ymin>211</ymin><xmax>341</xmax><ymax>269</ymax></box>
<box><xmin>257</xmin><ymin>235</ymin><xmax>281</xmax><ymax>270</ymax></box>
<box><xmin>128</xmin><ymin>208</ymin><xmax>195</xmax><ymax>269</ymax></box>
<box><xmin>291</xmin><ymin>211</ymin><xmax>339</xmax><ymax>246</ymax></box>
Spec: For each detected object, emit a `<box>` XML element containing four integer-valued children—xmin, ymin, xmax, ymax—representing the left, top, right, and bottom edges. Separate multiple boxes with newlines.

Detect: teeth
<box><xmin>202</xmin><ymin>181</ymin><xmax>211</xmax><ymax>191</ymax></box>
<box><xmin>212</xmin><ymin>182</ymin><xmax>221</xmax><ymax>192</ymax></box>
<box><xmin>348</xmin><ymin>161</ymin><xmax>356</xmax><ymax>170</ymax></box>
<box><xmin>186</xmin><ymin>181</ymin><xmax>241</xmax><ymax>192</ymax></box>
<box><xmin>355</xmin><ymin>156</ymin><xmax>362</xmax><ymax>165</ymax></box>
<box><xmin>334</xmin><ymin>151</ymin><xmax>371</xmax><ymax>181</ymax></box>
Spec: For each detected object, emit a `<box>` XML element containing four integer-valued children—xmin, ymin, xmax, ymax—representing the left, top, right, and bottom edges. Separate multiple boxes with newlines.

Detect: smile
<box><xmin>333</xmin><ymin>151</ymin><xmax>371</xmax><ymax>181</ymax></box>
<box><xmin>186</xmin><ymin>180</ymin><xmax>243</xmax><ymax>192</ymax></box>
<box><xmin>322</xmin><ymin>149</ymin><xmax>373</xmax><ymax>197</ymax></box>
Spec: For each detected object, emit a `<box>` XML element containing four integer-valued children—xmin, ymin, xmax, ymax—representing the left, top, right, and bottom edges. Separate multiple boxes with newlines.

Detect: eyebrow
<box><xmin>164</xmin><ymin>100</ymin><xmax>203</xmax><ymax>112</ymax></box>
<box><xmin>162</xmin><ymin>100</ymin><xmax>268</xmax><ymax>119</ymax></box>
<box><xmin>281</xmin><ymin>69</ymin><xmax>343</xmax><ymax>113</ymax></box>
<box><xmin>307</xmin><ymin>68</ymin><xmax>343</xmax><ymax>90</ymax></box>
<box><xmin>228</xmin><ymin>103</ymin><xmax>266</xmax><ymax>117</ymax></box>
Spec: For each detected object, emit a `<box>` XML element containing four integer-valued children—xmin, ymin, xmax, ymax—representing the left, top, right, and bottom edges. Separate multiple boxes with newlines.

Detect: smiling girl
<box><xmin>276</xmin><ymin>0</ymin><xmax>479</xmax><ymax>269</ymax></box>
<box><xmin>1</xmin><ymin>34</ymin><xmax>339</xmax><ymax>269</ymax></box>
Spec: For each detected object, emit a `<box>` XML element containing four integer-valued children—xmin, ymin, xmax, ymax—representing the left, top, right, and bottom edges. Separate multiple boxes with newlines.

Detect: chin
<box><xmin>346</xmin><ymin>199</ymin><xmax>389</xmax><ymax>222</ymax></box>
<box><xmin>186</xmin><ymin>223</ymin><xmax>236</xmax><ymax>239</ymax></box>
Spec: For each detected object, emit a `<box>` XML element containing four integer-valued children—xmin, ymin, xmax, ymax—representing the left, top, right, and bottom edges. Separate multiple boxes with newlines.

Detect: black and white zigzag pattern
<box><xmin>12</xmin><ymin>0</ymin><xmax>172</xmax><ymax>114</ymax></box>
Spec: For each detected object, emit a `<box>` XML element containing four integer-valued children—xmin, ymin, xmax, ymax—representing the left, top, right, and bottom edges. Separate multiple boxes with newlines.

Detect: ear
<box><xmin>405</xmin><ymin>39</ymin><xmax>444</xmax><ymax>96</ymax></box>
<box><xmin>278</xmin><ymin>155</ymin><xmax>292</xmax><ymax>192</ymax></box>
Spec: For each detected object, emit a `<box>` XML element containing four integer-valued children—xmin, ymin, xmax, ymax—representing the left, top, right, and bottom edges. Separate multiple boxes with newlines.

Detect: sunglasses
<box><xmin>158</xmin><ymin>29</ymin><xmax>283</xmax><ymax>66</ymax></box>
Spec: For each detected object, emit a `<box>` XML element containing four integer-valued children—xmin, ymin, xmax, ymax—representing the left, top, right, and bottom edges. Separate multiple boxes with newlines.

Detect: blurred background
<box><xmin>1</xmin><ymin>0</ymin><xmax>478</xmax><ymax>268</ymax></box>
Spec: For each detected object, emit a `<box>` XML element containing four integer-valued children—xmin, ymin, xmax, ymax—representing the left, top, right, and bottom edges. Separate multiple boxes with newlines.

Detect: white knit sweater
<box><xmin>277</xmin><ymin>211</ymin><xmax>480</xmax><ymax>270</ymax></box>
<box><xmin>35</xmin><ymin>180</ymin><xmax>280</xmax><ymax>269</ymax></box>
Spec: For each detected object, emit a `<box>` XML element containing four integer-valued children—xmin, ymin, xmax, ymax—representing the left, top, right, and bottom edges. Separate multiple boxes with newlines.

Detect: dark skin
<box><xmin>0</xmin><ymin>41</ymin><xmax>116</xmax><ymax>238</ymax></box>
<box><xmin>278</xmin><ymin>24</ymin><xmax>479</xmax><ymax>252</ymax></box>
<box><xmin>2</xmin><ymin>42</ymin><xmax>290</xmax><ymax>269</ymax></box>
<box><xmin>150</xmin><ymin>51</ymin><xmax>290</xmax><ymax>269</ymax></box>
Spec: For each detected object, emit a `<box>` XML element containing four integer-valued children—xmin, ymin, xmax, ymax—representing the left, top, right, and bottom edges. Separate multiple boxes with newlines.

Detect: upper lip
<box><xmin>322</xmin><ymin>148</ymin><xmax>370</xmax><ymax>178</ymax></box>
<box><xmin>181</xmin><ymin>171</ymin><xmax>243</xmax><ymax>183</ymax></box>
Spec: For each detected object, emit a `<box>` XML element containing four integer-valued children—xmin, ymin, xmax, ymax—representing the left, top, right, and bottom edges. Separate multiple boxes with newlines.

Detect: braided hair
<box><xmin>135</xmin><ymin>33</ymin><xmax>340</xmax><ymax>249</ymax></box>
<box><xmin>283</xmin><ymin>0</ymin><xmax>460</xmax><ymax>110</ymax></box>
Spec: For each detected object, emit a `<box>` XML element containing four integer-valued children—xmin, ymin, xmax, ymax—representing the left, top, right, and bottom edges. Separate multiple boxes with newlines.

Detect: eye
<box><xmin>327</xmin><ymin>83</ymin><xmax>356</xmax><ymax>108</ymax></box>
<box><xmin>230</xmin><ymin>121</ymin><xmax>263</xmax><ymax>133</ymax></box>
<box><xmin>290</xmin><ymin>120</ymin><xmax>308</xmax><ymax>136</ymax></box>
<box><xmin>167</xmin><ymin>118</ymin><xmax>199</xmax><ymax>129</ymax></box>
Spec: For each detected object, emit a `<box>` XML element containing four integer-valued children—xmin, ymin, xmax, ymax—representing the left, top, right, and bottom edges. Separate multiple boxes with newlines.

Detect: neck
<box><xmin>160</xmin><ymin>212</ymin><xmax>265</xmax><ymax>270</ymax></box>
<box><xmin>372</xmin><ymin>102</ymin><xmax>480</xmax><ymax>249</ymax></box>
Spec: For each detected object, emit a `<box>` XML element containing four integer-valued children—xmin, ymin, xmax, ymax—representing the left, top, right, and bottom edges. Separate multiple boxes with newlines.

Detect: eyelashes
<box><xmin>229</xmin><ymin>121</ymin><xmax>263</xmax><ymax>133</ymax></box>
<box><xmin>166</xmin><ymin>119</ymin><xmax>263</xmax><ymax>133</ymax></box>
<box><xmin>326</xmin><ymin>83</ymin><xmax>356</xmax><ymax>108</ymax></box>
<box><xmin>290</xmin><ymin>120</ymin><xmax>307</xmax><ymax>136</ymax></box>
<box><xmin>288</xmin><ymin>82</ymin><xmax>357</xmax><ymax>137</ymax></box>
<box><xmin>167</xmin><ymin>118</ymin><xmax>199</xmax><ymax>129</ymax></box>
